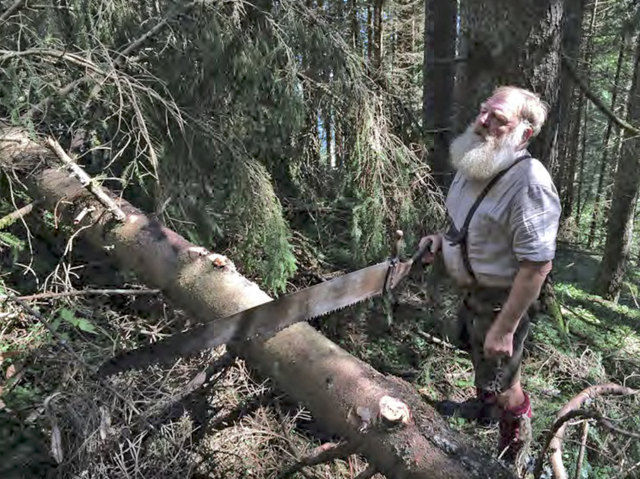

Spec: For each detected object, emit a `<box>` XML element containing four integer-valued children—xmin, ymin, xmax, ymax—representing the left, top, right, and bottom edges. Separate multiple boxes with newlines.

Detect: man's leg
<box><xmin>469</xmin><ymin>299</ymin><xmax>533</xmax><ymax>465</ymax></box>
<box><xmin>436</xmin><ymin>297</ymin><xmax>499</xmax><ymax>425</ymax></box>
<box><xmin>496</xmin><ymin>379</ymin><xmax>532</xmax><ymax>457</ymax></box>
<box><xmin>497</xmin><ymin>381</ymin><xmax>525</xmax><ymax>409</ymax></box>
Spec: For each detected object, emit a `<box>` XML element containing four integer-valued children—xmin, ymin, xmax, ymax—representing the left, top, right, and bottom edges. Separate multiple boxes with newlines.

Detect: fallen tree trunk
<box><xmin>3</xmin><ymin>131</ymin><xmax>515</xmax><ymax>479</ymax></box>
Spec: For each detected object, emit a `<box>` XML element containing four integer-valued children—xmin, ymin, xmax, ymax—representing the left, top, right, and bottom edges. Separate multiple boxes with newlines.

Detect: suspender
<box><xmin>445</xmin><ymin>154</ymin><xmax>531</xmax><ymax>281</ymax></box>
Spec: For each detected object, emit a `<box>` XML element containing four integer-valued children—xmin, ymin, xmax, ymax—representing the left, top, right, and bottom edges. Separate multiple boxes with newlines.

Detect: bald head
<box><xmin>489</xmin><ymin>86</ymin><xmax>548</xmax><ymax>136</ymax></box>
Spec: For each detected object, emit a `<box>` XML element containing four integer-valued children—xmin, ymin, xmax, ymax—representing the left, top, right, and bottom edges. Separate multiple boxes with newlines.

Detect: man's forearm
<box><xmin>495</xmin><ymin>261</ymin><xmax>552</xmax><ymax>334</ymax></box>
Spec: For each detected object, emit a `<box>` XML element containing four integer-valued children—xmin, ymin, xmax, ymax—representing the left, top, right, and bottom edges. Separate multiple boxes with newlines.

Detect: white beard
<box><xmin>449</xmin><ymin>122</ymin><xmax>529</xmax><ymax>181</ymax></box>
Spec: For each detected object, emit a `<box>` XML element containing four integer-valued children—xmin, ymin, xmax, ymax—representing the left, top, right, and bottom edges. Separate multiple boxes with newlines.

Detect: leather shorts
<box><xmin>455</xmin><ymin>288</ymin><xmax>533</xmax><ymax>394</ymax></box>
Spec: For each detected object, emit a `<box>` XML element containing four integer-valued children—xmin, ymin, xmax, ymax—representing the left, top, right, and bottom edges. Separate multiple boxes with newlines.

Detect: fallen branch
<box><xmin>45</xmin><ymin>137</ymin><xmax>126</xmax><ymax>221</ymax></box>
<box><xmin>613</xmin><ymin>460</ymin><xmax>640</xmax><ymax>479</ymax></box>
<box><xmin>0</xmin><ymin>0</ymin><xmax>25</xmax><ymax>23</ymax></box>
<box><xmin>277</xmin><ymin>441</ymin><xmax>358</xmax><ymax>479</ymax></box>
<box><xmin>532</xmin><ymin>383</ymin><xmax>638</xmax><ymax>479</ymax></box>
<box><xmin>6</xmin><ymin>288</ymin><xmax>160</xmax><ymax>302</ymax></box>
<box><xmin>416</xmin><ymin>329</ymin><xmax>457</xmax><ymax>350</ymax></box>
<box><xmin>573</xmin><ymin>421</ymin><xmax>589</xmax><ymax>479</ymax></box>
<box><xmin>0</xmin><ymin>200</ymin><xmax>38</xmax><ymax>230</ymax></box>
<box><xmin>562</xmin><ymin>55</ymin><xmax>640</xmax><ymax>136</ymax></box>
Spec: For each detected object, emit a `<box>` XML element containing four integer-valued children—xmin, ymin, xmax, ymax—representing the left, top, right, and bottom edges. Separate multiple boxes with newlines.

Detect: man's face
<box><xmin>473</xmin><ymin>93</ymin><xmax>524</xmax><ymax>143</ymax></box>
<box><xmin>449</xmin><ymin>93</ymin><xmax>532</xmax><ymax>181</ymax></box>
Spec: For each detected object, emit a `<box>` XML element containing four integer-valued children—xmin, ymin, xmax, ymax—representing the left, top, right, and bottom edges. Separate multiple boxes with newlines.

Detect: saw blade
<box><xmin>99</xmin><ymin>260</ymin><xmax>392</xmax><ymax>375</ymax></box>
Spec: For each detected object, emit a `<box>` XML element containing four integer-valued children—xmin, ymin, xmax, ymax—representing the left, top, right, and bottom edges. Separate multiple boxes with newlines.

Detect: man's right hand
<box><xmin>418</xmin><ymin>234</ymin><xmax>442</xmax><ymax>264</ymax></box>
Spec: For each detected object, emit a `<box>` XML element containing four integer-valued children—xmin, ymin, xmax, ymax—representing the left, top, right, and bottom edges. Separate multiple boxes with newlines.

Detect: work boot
<box><xmin>436</xmin><ymin>389</ymin><xmax>499</xmax><ymax>426</ymax></box>
<box><xmin>498</xmin><ymin>392</ymin><xmax>533</xmax><ymax>468</ymax></box>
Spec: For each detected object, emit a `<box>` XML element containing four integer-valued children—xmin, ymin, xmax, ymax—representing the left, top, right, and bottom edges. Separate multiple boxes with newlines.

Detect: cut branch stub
<box><xmin>379</xmin><ymin>395</ymin><xmax>412</xmax><ymax>426</ymax></box>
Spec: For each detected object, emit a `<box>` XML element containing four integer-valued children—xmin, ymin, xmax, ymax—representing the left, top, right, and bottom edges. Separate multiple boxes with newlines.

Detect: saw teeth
<box><xmin>249</xmin><ymin>293</ymin><xmax>383</xmax><ymax>341</ymax></box>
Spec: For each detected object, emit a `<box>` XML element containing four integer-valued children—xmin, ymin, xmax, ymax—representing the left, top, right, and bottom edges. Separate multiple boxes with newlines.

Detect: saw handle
<box><xmin>411</xmin><ymin>237</ymin><xmax>433</xmax><ymax>265</ymax></box>
<box><xmin>392</xmin><ymin>230</ymin><xmax>432</xmax><ymax>265</ymax></box>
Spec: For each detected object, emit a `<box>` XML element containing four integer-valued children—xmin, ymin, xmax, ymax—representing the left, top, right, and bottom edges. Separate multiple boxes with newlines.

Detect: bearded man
<box><xmin>420</xmin><ymin>86</ymin><xmax>561</xmax><ymax>464</ymax></box>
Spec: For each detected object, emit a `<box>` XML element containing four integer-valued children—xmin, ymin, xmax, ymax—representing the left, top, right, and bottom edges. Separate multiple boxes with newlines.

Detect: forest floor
<box><xmin>0</xmin><ymin>244</ymin><xmax>639</xmax><ymax>479</ymax></box>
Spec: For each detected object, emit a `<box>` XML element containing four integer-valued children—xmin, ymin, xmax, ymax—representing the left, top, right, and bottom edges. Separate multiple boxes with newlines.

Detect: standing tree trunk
<box><xmin>423</xmin><ymin>0</ymin><xmax>457</xmax><ymax>189</ymax></box>
<box><xmin>366</xmin><ymin>1</ymin><xmax>373</xmax><ymax>64</ymax></box>
<box><xmin>350</xmin><ymin>0</ymin><xmax>360</xmax><ymax>51</ymax></box>
<box><xmin>561</xmin><ymin>90</ymin><xmax>584</xmax><ymax>220</ymax></box>
<box><xmin>371</xmin><ymin>0</ymin><xmax>384</xmax><ymax>70</ymax></box>
<box><xmin>562</xmin><ymin>0</ymin><xmax>598</xmax><ymax>222</ymax></box>
<box><xmin>453</xmin><ymin>0</ymin><xmax>563</xmax><ymax>167</ymax></box>
<box><xmin>587</xmin><ymin>32</ymin><xmax>629</xmax><ymax>249</ymax></box>
<box><xmin>546</xmin><ymin>0</ymin><xmax>584</xmax><ymax>179</ymax></box>
<box><xmin>594</xmin><ymin>33</ymin><xmax>640</xmax><ymax>301</ymax></box>
<box><xmin>576</xmin><ymin>101</ymin><xmax>589</xmax><ymax>230</ymax></box>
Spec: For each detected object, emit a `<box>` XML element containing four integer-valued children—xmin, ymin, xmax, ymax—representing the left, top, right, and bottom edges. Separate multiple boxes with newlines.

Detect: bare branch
<box><xmin>6</xmin><ymin>288</ymin><xmax>160</xmax><ymax>302</ymax></box>
<box><xmin>562</xmin><ymin>55</ymin><xmax>640</xmax><ymax>136</ymax></box>
<box><xmin>0</xmin><ymin>48</ymin><xmax>105</xmax><ymax>74</ymax></box>
<box><xmin>0</xmin><ymin>0</ymin><xmax>26</xmax><ymax>24</ymax></box>
<box><xmin>277</xmin><ymin>441</ymin><xmax>358</xmax><ymax>479</ymax></box>
<box><xmin>573</xmin><ymin>421</ymin><xmax>589</xmax><ymax>479</ymax></box>
<box><xmin>0</xmin><ymin>200</ymin><xmax>38</xmax><ymax>230</ymax></box>
<box><xmin>45</xmin><ymin>137</ymin><xmax>127</xmax><ymax>221</ymax></box>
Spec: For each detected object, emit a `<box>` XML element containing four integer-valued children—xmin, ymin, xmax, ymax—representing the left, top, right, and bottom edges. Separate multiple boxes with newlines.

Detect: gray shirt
<box><xmin>442</xmin><ymin>153</ymin><xmax>561</xmax><ymax>288</ymax></box>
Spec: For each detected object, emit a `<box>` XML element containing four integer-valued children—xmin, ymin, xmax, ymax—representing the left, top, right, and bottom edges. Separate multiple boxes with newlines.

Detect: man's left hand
<box><xmin>484</xmin><ymin>321</ymin><xmax>514</xmax><ymax>359</ymax></box>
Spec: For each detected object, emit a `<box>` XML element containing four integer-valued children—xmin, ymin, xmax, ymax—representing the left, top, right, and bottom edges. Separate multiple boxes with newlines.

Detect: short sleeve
<box><xmin>509</xmin><ymin>184</ymin><xmax>561</xmax><ymax>262</ymax></box>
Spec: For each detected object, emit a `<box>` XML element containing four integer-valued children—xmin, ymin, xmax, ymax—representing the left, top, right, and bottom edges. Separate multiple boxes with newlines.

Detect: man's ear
<box><xmin>520</xmin><ymin>126</ymin><xmax>533</xmax><ymax>147</ymax></box>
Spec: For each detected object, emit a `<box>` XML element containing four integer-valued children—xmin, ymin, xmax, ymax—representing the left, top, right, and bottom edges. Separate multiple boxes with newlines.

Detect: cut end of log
<box><xmin>378</xmin><ymin>395</ymin><xmax>412</xmax><ymax>426</ymax></box>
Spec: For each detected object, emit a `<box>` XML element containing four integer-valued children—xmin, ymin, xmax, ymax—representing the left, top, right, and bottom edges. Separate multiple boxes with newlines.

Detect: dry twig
<box><xmin>573</xmin><ymin>421</ymin><xmax>589</xmax><ymax>479</ymax></box>
<box><xmin>45</xmin><ymin>137</ymin><xmax>126</xmax><ymax>221</ymax></box>
<box><xmin>277</xmin><ymin>441</ymin><xmax>358</xmax><ymax>479</ymax></box>
<box><xmin>9</xmin><ymin>288</ymin><xmax>160</xmax><ymax>302</ymax></box>
<box><xmin>0</xmin><ymin>200</ymin><xmax>38</xmax><ymax>230</ymax></box>
<box><xmin>0</xmin><ymin>0</ymin><xmax>26</xmax><ymax>23</ymax></box>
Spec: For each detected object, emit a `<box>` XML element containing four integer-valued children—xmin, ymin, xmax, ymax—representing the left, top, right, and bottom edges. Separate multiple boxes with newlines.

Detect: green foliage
<box><xmin>55</xmin><ymin>308</ymin><xmax>97</xmax><ymax>334</ymax></box>
<box><xmin>0</xmin><ymin>0</ymin><xmax>444</xmax><ymax>294</ymax></box>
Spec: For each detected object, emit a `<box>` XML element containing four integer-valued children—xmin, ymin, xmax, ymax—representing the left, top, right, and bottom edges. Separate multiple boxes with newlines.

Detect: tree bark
<box><xmin>367</xmin><ymin>1</ymin><xmax>373</xmax><ymax>64</ymax></box>
<box><xmin>594</xmin><ymin>33</ymin><xmax>640</xmax><ymax>301</ymax></box>
<box><xmin>549</xmin><ymin>0</ymin><xmax>584</xmax><ymax>185</ymax></box>
<box><xmin>372</xmin><ymin>0</ymin><xmax>384</xmax><ymax>70</ymax></box>
<box><xmin>423</xmin><ymin>0</ymin><xmax>457</xmax><ymax>189</ymax></box>
<box><xmin>562</xmin><ymin>0</ymin><xmax>598</xmax><ymax>222</ymax></box>
<box><xmin>454</xmin><ymin>0</ymin><xmax>563</xmax><ymax>166</ymax></box>
<box><xmin>3</xmin><ymin>131</ymin><xmax>516</xmax><ymax>479</ymax></box>
<box><xmin>350</xmin><ymin>0</ymin><xmax>360</xmax><ymax>51</ymax></box>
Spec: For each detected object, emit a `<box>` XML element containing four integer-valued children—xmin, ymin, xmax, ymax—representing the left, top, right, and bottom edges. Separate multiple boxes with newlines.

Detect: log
<box><xmin>2</xmin><ymin>131</ymin><xmax>515</xmax><ymax>479</ymax></box>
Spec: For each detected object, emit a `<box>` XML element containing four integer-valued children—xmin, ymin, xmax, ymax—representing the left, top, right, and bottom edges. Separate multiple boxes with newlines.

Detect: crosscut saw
<box><xmin>99</xmin><ymin>233</ymin><xmax>431</xmax><ymax>376</ymax></box>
